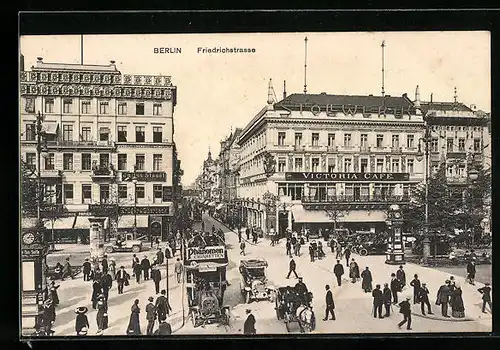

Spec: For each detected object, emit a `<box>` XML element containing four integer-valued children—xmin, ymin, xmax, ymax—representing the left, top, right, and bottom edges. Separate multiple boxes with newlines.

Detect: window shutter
<box><xmin>54</xmin><ymin>153</ymin><xmax>63</xmax><ymax>170</ymax></box>
<box><xmin>74</xmin><ymin>153</ymin><xmax>81</xmax><ymax>170</ymax></box>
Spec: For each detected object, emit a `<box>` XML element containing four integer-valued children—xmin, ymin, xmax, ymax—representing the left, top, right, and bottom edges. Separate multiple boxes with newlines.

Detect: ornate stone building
<box><xmin>20</xmin><ymin>57</ymin><xmax>178</xmax><ymax>241</ymax></box>
<box><xmin>237</xmin><ymin>82</ymin><xmax>425</xmax><ymax>236</ymax></box>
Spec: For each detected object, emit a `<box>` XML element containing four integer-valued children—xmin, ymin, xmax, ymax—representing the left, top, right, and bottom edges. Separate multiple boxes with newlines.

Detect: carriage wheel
<box><xmin>359</xmin><ymin>248</ymin><xmax>368</xmax><ymax>256</ymax></box>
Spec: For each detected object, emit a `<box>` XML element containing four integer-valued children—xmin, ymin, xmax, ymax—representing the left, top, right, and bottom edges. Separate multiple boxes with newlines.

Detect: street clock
<box><xmin>22</xmin><ymin>232</ymin><xmax>36</xmax><ymax>245</ymax></box>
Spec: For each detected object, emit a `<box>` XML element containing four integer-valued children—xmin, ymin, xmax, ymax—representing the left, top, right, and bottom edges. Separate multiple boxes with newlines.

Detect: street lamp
<box><xmin>132</xmin><ymin>165</ymin><xmax>138</xmax><ymax>233</ymax></box>
<box><xmin>466</xmin><ymin>162</ymin><xmax>479</xmax><ymax>249</ymax></box>
<box><xmin>417</xmin><ymin>115</ymin><xmax>432</xmax><ymax>261</ymax></box>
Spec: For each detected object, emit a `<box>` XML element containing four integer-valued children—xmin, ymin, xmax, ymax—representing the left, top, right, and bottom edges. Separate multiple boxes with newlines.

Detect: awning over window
<box><xmin>118</xmin><ymin>215</ymin><xmax>149</xmax><ymax>228</ymax></box>
<box><xmin>292</xmin><ymin>205</ymin><xmax>387</xmax><ymax>224</ymax></box>
<box><xmin>73</xmin><ymin>217</ymin><xmax>110</xmax><ymax>229</ymax></box>
<box><xmin>41</xmin><ymin>122</ymin><xmax>59</xmax><ymax>134</ymax></box>
<box><xmin>44</xmin><ymin>216</ymin><xmax>76</xmax><ymax>229</ymax></box>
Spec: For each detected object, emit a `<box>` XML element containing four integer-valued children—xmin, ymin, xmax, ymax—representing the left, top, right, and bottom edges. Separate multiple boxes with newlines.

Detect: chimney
<box><xmin>283</xmin><ymin>80</ymin><xmax>287</xmax><ymax>100</ymax></box>
<box><xmin>430</xmin><ymin>93</ymin><xmax>433</xmax><ymax>103</ymax></box>
<box><xmin>414</xmin><ymin>85</ymin><xmax>421</xmax><ymax>115</ymax></box>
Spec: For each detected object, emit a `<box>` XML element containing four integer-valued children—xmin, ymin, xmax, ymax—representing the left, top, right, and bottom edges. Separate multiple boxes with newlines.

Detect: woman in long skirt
<box><xmin>108</xmin><ymin>258</ymin><xmax>117</xmax><ymax>280</ymax></box>
<box><xmin>126</xmin><ymin>299</ymin><xmax>141</xmax><ymax>335</ymax></box>
<box><xmin>451</xmin><ymin>285</ymin><xmax>465</xmax><ymax>318</ymax></box>
<box><xmin>49</xmin><ymin>281</ymin><xmax>60</xmax><ymax>306</ymax></box>
<box><xmin>96</xmin><ymin>295</ymin><xmax>108</xmax><ymax>334</ymax></box>
<box><xmin>360</xmin><ymin>267</ymin><xmax>373</xmax><ymax>293</ymax></box>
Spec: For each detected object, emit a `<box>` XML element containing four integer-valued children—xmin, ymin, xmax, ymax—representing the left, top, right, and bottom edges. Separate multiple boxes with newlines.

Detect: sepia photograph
<box><xmin>19</xmin><ymin>31</ymin><xmax>492</xmax><ymax>337</ymax></box>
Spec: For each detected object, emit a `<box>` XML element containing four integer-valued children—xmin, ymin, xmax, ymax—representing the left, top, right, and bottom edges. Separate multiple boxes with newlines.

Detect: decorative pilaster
<box><xmin>353</xmin><ymin>155</ymin><xmax>360</xmax><ymax>172</ymax></box>
<box><xmin>369</xmin><ymin>155</ymin><xmax>375</xmax><ymax>172</ymax></box>
<box><xmin>401</xmin><ymin>155</ymin><xmax>407</xmax><ymax>172</ymax></box>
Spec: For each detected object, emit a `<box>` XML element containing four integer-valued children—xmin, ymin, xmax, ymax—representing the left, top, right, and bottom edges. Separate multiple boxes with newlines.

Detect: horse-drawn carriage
<box><xmin>275</xmin><ymin>286</ymin><xmax>316</xmax><ymax>333</ymax></box>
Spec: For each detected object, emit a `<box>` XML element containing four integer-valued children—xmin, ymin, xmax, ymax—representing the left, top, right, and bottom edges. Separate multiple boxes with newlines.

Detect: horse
<box><xmin>296</xmin><ymin>305</ymin><xmax>315</xmax><ymax>333</ymax></box>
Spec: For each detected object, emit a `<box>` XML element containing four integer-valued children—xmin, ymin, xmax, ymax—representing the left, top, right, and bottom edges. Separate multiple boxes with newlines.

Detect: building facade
<box><xmin>237</xmin><ymin>84</ymin><xmax>426</xmax><ymax>236</ymax></box>
<box><xmin>20</xmin><ymin>57</ymin><xmax>178</xmax><ymax>241</ymax></box>
<box><xmin>200</xmin><ymin>150</ymin><xmax>220</xmax><ymax>206</ymax></box>
<box><xmin>420</xmin><ymin>98</ymin><xmax>491</xmax><ymax>234</ymax></box>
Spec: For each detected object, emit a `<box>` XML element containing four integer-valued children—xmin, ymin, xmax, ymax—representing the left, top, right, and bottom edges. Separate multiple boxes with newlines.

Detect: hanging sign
<box><xmin>186</xmin><ymin>245</ymin><xmax>225</xmax><ymax>261</ymax></box>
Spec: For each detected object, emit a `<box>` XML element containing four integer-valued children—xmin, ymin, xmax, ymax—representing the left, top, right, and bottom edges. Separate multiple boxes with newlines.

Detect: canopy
<box><xmin>44</xmin><ymin>216</ymin><xmax>76</xmax><ymax>229</ymax></box>
<box><xmin>41</xmin><ymin>122</ymin><xmax>59</xmax><ymax>134</ymax></box>
<box><xmin>292</xmin><ymin>205</ymin><xmax>387</xmax><ymax>223</ymax></box>
<box><xmin>73</xmin><ymin>216</ymin><xmax>109</xmax><ymax>229</ymax></box>
<box><xmin>117</xmin><ymin>215</ymin><xmax>149</xmax><ymax>228</ymax></box>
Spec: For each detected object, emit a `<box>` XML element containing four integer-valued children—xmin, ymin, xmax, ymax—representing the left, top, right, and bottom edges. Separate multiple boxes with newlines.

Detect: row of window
<box><xmin>45</xmin><ymin>183</ymin><xmax>166</xmax><ymax>204</ymax></box>
<box><xmin>24</xmin><ymin>123</ymin><xmax>165</xmax><ymax>143</ymax></box>
<box><xmin>277</xmin><ymin>182</ymin><xmax>413</xmax><ymax>201</ymax></box>
<box><xmin>275</xmin><ymin>131</ymin><xmax>484</xmax><ymax>153</ymax></box>
<box><xmin>25</xmin><ymin>152</ymin><xmax>165</xmax><ymax>172</ymax></box>
<box><xmin>432</xmin><ymin>125</ymin><xmax>484</xmax><ymax>132</ymax></box>
<box><xmin>25</xmin><ymin>97</ymin><xmax>163</xmax><ymax>116</ymax></box>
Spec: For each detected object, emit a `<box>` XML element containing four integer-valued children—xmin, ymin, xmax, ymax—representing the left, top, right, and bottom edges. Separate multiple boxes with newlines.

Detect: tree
<box><xmin>20</xmin><ymin>159</ymin><xmax>39</xmax><ymax>218</ymax></box>
<box><xmin>324</xmin><ymin>203</ymin><xmax>348</xmax><ymax>233</ymax></box>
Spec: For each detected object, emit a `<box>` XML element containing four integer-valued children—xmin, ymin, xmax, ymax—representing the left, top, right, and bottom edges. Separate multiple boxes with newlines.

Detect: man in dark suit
<box><xmin>245</xmin><ymin>227</ymin><xmax>250</xmax><ymax>240</ymax></box>
<box><xmin>115</xmin><ymin>266</ymin><xmax>129</xmax><ymax>294</ymax></box>
<box><xmin>344</xmin><ymin>247</ymin><xmax>351</xmax><ymax>266</ymax></box>
<box><xmin>372</xmin><ymin>284</ymin><xmax>384</xmax><ymax>319</ymax></box>
<box><xmin>334</xmin><ymin>260</ymin><xmax>344</xmax><ymax>287</ymax></box>
<box><xmin>436</xmin><ymin>280</ymin><xmax>452</xmax><ymax>317</ymax></box>
<box><xmin>409</xmin><ymin>274</ymin><xmax>421</xmax><ymax>304</ymax></box>
<box><xmin>146</xmin><ymin>296</ymin><xmax>157</xmax><ymax>335</ymax></box>
<box><xmin>100</xmin><ymin>272</ymin><xmax>113</xmax><ymax>301</ymax></box>
<box><xmin>466</xmin><ymin>260</ymin><xmax>476</xmax><ymax>285</ymax></box>
<box><xmin>390</xmin><ymin>273</ymin><xmax>401</xmax><ymax>304</ymax></box>
<box><xmin>82</xmin><ymin>258</ymin><xmax>92</xmax><ymax>282</ymax></box>
<box><xmin>323</xmin><ymin>285</ymin><xmax>336</xmax><ymax>321</ymax></box>
<box><xmin>286</xmin><ymin>258</ymin><xmax>298</xmax><ymax>279</ymax></box>
<box><xmin>398</xmin><ymin>296</ymin><xmax>412</xmax><ymax>330</ymax></box>
<box><xmin>151</xmin><ymin>266</ymin><xmax>162</xmax><ymax>295</ymax></box>
<box><xmin>382</xmin><ymin>283</ymin><xmax>392</xmax><ymax>317</ymax></box>
<box><xmin>141</xmin><ymin>256</ymin><xmax>151</xmax><ymax>281</ymax></box>
<box><xmin>419</xmin><ymin>282</ymin><xmax>433</xmax><ymax>316</ymax></box>
<box><xmin>155</xmin><ymin>289</ymin><xmax>172</xmax><ymax>322</ymax></box>
<box><xmin>396</xmin><ymin>265</ymin><xmax>406</xmax><ymax>289</ymax></box>
<box><xmin>243</xmin><ymin>309</ymin><xmax>256</xmax><ymax>335</ymax></box>
<box><xmin>101</xmin><ymin>255</ymin><xmax>109</xmax><ymax>275</ymax></box>
<box><xmin>478</xmin><ymin>282</ymin><xmax>492</xmax><ymax>313</ymax></box>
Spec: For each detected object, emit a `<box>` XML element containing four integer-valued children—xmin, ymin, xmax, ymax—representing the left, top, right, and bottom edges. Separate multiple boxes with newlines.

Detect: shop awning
<box><xmin>44</xmin><ymin>216</ymin><xmax>76</xmax><ymax>229</ymax></box>
<box><xmin>292</xmin><ymin>205</ymin><xmax>332</xmax><ymax>223</ymax></box>
<box><xmin>73</xmin><ymin>216</ymin><xmax>110</xmax><ymax>229</ymax></box>
<box><xmin>215</xmin><ymin>203</ymin><xmax>224</xmax><ymax>211</ymax></box>
<box><xmin>117</xmin><ymin>215</ymin><xmax>149</xmax><ymax>228</ymax></box>
<box><xmin>292</xmin><ymin>205</ymin><xmax>387</xmax><ymax>223</ymax></box>
<box><xmin>41</xmin><ymin>122</ymin><xmax>59</xmax><ymax>134</ymax></box>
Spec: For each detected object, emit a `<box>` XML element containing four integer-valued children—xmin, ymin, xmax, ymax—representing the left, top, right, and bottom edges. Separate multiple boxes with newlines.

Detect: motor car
<box><xmin>239</xmin><ymin>258</ymin><xmax>275</xmax><ymax>303</ymax></box>
<box><xmin>104</xmin><ymin>233</ymin><xmax>143</xmax><ymax>253</ymax></box>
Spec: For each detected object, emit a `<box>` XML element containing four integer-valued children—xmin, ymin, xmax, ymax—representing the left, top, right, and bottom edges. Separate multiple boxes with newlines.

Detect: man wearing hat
<box><xmin>419</xmin><ymin>282</ymin><xmax>433</xmax><ymax>316</ymax></box>
<box><xmin>151</xmin><ymin>265</ymin><xmax>162</xmax><ymax>295</ymax></box>
<box><xmin>478</xmin><ymin>282</ymin><xmax>492</xmax><ymax>314</ymax></box>
<box><xmin>146</xmin><ymin>296</ymin><xmax>157</xmax><ymax>335</ymax></box>
<box><xmin>82</xmin><ymin>258</ymin><xmax>92</xmax><ymax>282</ymax></box>
<box><xmin>155</xmin><ymin>289</ymin><xmax>172</xmax><ymax>322</ymax></box>
<box><xmin>436</xmin><ymin>280</ymin><xmax>452</xmax><ymax>317</ymax></box>
<box><xmin>243</xmin><ymin>309</ymin><xmax>256</xmax><ymax>335</ymax></box>
<box><xmin>397</xmin><ymin>296</ymin><xmax>412</xmax><ymax>330</ymax></box>
<box><xmin>466</xmin><ymin>258</ymin><xmax>476</xmax><ymax>285</ymax></box>
<box><xmin>75</xmin><ymin>306</ymin><xmax>89</xmax><ymax>336</ymax></box>
<box><xmin>154</xmin><ymin>317</ymin><xmax>172</xmax><ymax>335</ymax></box>
<box><xmin>390</xmin><ymin>273</ymin><xmax>401</xmax><ymax>304</ymax></box>
<box><xmin>295</xmin><ymin>277</ymin><xmax>309</xmax><ymax>305</ymax></box>
<box><xmin>141</xmin><ymin>255</ymin><xmax>151</xmax><ymax>281</ymax></box>
<box><xmin>101</xmin><ymin>255</ymin><xmax>109</xmax><ymax>275</ymax></box>
<box><xmin>116</xmin><ymin>266</ymin><xmax>130</xmax><ymax>295</ymax></box>
<box><xmin>42</xmin><ymin>299</ymin><xmax>56</xmax><ymax>336</ymax></box>
<box><xmin>396</xmin><ymin>265</ymin><xmax>406</xmax><ymax>289</ymax></box>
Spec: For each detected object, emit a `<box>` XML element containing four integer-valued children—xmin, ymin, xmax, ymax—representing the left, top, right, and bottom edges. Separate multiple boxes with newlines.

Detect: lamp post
<box><xmin>132</xmin><ymin>165</ymin><xmax>138</xmax><ymax>233</ymax></box>
<box><xmin>417</xmin><ymin>115</ymin><xmax>432</xmax><ymax>261</ymax></box>
<box><xmin>466</xmin><ymin>162</ymin><xmax>479</xmax><ymax>249</ymax></box>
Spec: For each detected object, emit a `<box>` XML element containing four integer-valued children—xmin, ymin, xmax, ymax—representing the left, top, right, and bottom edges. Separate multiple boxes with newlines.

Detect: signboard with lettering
<box><xmin>186</xmin><ymin>245</ymin><xmax>226</xmax><ymax>261</ymax></box>
<box><xmin>122</xmin><ymin>171</ymin><xmax>166</xmax><ymax>182</ymax></box>
<box><xmin>119</xmin><ymin>206</ymin><xmax>170</xmax><ymax>215</ymax></box>
<box><xmin>285</xmin><ymin>172</ymin><xmax>410</xmax><ymax>182</ymax></box>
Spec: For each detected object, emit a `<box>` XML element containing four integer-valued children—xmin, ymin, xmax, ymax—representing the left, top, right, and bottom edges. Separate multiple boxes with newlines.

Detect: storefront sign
<box><xmin>21</xmin><ymin>247</ymin><xmax>47</xmax><ymax>259</ymax></box>
<box><xmin>285</xmin><ymin>172</ymin><xmax>409</xmax><ymax>182</ymax></box>
<box><xmin>122</xmin><ymin>171</ymin><xmax>166</xmax><ymax>182</ymax></box>
<box><xmin>186</xmin><ymin>245</ymin><xmax>225</xmax><ymax>261</ymax></box>
<box><xmin>119</xmin><ymin>206</ymin><xmax>170</xmax><ymax>215</ymax></box>
<box><xmin>197</xmin><ymin>264</ymin><xmax>218</xmax><ymax>272</ymax></box>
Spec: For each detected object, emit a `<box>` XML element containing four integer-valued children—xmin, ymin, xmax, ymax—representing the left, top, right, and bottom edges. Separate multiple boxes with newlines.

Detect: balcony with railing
<box><xmin>40</xmin><ymin>169</ymin><xmax>63</xmax><ymax>178</ymax></box>
<box><xmin>91</xmin><ymin>164</ymin><xmax>116</xmax><ymax>179</ymax></box>
<box><xmin>45</xmin><ymin>140</ymin><xmax>116</xmax><ymax>150</ymax></box>
<box><xmin>301</xmin><ymin>194</ymin><xmax>410</xmax><ymax>204</ymax></box>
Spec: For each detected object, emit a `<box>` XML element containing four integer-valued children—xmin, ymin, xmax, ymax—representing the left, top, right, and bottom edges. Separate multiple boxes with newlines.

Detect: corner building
<box><xmin>20</xmin><ymin>58</ymin><xmax>177</xmax><ymax>241</ymax></box>
<box><xmin>237</xmin><ymin>91</ymin><xmax>425</xmax><ymax>236</ymax></box>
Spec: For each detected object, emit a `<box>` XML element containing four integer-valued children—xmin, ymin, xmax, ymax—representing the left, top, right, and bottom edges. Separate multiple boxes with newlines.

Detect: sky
<box><xmin>20</xmin><ymin>32</ymin><xmax>490</xmax><ymax>186</ymax></box>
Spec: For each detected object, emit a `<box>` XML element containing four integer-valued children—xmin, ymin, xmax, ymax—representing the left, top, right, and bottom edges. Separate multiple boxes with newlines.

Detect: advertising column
<box><xmin>89</xmin><ymin>217</ymin><xmax>106</xmax><ymax>263</ymax></box>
